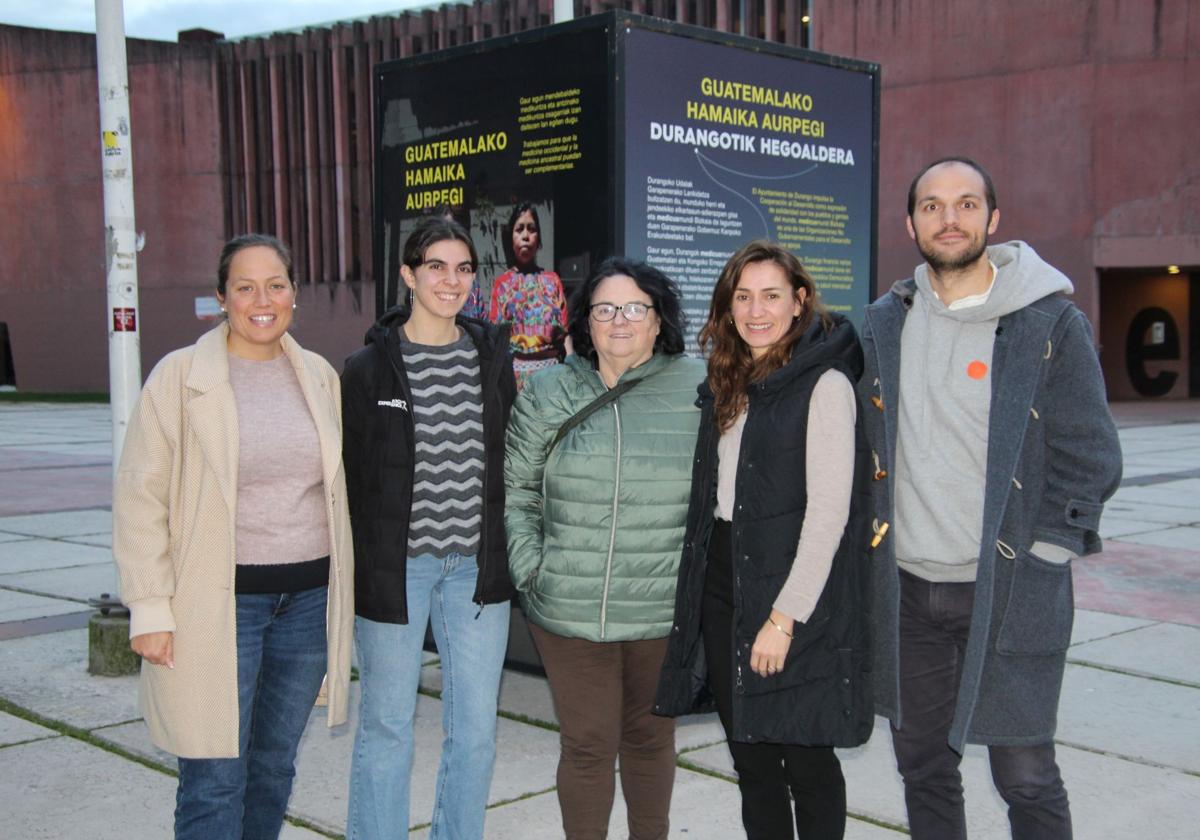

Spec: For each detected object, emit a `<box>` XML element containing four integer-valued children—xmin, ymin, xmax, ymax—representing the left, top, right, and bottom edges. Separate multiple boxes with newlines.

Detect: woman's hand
<box><xmin>749</xmin><ymin>609</ymin><xmax>794</xmax><ymax>677</ymax></box>
<box><xmin>131</xmin><ymin>631</ymin><xmax>175</xmax><ymax>669</ymax></box>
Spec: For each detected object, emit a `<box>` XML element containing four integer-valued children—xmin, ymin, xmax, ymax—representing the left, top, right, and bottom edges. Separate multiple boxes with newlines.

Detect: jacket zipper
<box><xmin>382</xmin><ymin>327</ymin><xmax>417</xmax><ymax>616</ymax></box>
<box><xmin>474</xmin><ymin>329</ymin><xmax>506</xmax><ymax>607</ymax></box>
<box><xmin>732</xmin><ymin>397</ymin><xmax>753</xmax><ymax>696</ymax></box>
<box><xmin>599</xmin><ymin>400</ymin><xmax>623</xmax><ymax>640</ymax></box>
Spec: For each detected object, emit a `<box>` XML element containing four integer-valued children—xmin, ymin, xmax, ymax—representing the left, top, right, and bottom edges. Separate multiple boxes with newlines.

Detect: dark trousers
<box><xmin>702</xmin><ymin>519</ymin><xmax>846</xmax><ymax>840</ymax></box>
<box><xmin>893</xmin><ymin>569</ymin><xmax>1073</xmax><ymax>840</ymax></box>
<box><xmin>530</xmin><ymin>623</ymin><xmax>676</xmax><ymax>840</ymax></box>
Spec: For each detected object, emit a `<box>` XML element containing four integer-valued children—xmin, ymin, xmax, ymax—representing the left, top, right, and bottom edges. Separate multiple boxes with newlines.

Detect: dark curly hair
<box><xmin>567</xmin><ymin>257</ymin><xmax>686</xmax><ymax>363</ymax></box>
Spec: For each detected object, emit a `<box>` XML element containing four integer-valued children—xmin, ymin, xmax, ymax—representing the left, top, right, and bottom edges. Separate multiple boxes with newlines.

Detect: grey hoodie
<box><xmin>894</xmin><ymin>241</ymin><xmax>1073</xmax><ymax>582</ymax></box>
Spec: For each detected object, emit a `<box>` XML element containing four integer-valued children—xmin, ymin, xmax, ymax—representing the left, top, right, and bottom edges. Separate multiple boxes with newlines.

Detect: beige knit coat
<box><xmin>112</xmin><ymin>323</ymin><xmax>353</xmax><ymax>758</ymax></box>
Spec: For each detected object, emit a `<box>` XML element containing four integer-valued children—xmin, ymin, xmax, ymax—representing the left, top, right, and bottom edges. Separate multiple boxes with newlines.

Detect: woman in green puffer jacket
<box><xmin>505</xmin><ymin>257</ymin><xmax>704</xmax><ymax>839</ymax></box>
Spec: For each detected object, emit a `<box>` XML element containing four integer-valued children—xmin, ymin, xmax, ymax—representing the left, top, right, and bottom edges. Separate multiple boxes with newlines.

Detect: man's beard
<box><xmin>917</xmin><ymin>229</ymin><xmax>988</xmax><ymax>274</ymax></box>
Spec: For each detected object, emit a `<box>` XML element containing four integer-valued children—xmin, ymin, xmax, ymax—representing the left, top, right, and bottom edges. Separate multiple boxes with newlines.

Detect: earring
<box><xmin>220</xmin><ymin>307</ymin><xmax>226</xmax><ymax>313</ymax></box>
<box><xmin>292</xmin><ymin>303</ymin><xmax>297</xmax><ymax>310</ymax></box>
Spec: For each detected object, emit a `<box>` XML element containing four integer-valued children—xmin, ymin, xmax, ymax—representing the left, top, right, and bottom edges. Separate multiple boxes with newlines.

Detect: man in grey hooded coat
<box><xmin>858</xmin><ymin>156</ymin><xmax>1122</xmax><ymax>840</ymax></box>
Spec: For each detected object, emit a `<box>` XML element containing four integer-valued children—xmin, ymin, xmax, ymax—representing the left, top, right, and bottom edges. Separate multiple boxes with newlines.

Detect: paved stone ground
<box><xmin>0</xmin><ymin>400</ymin><xmax>1197</xmax><ymax>838</ymax></box>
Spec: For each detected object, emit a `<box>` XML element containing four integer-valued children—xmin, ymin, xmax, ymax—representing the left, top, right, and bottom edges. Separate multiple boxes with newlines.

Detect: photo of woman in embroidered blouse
<box><xmin>486</xmin><ymin>201</ymin><xmax>568</xmax><ymax>389</ymax></box>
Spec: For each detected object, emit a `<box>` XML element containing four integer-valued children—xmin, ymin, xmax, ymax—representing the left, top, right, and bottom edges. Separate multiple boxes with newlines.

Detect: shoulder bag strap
<box><xmin>549</xmin><ymin>376</ymin><xmax>643</xmax><ymax>453</ymax></box>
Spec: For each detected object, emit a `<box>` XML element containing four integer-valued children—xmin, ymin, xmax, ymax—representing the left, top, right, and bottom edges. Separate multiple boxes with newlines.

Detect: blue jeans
<box><xmin>892</xmin><ymin>570</ymin><xmax>1072</xmax><ymax>840</ymax></box>
<box><xmin>175</xmin><ymin>587</ymin><xmax>328</xmax><ymax>840</ymax></box>
<box><xmin>348</xmin><ymin>553</ymin><xmax>510</xmax><ymax>840</ymax></box>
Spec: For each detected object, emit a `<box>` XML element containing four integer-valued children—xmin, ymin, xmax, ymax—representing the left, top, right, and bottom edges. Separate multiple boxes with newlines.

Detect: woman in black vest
<box><xmin>655</xmin><ymin>240</ymin><xmax>873</xmax><ymax>839</ymax></box>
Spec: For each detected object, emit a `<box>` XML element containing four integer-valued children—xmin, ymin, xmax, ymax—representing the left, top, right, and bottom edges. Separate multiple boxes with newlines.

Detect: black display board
<box><xmin>620</xmin><ymin>27</ymin><xmax>877</xmax><ymax>344</ymax></box>
<box><xmin>375</xmin><ymin>11</ymin><xmax>879</xmax><ymax>346</ymax></box>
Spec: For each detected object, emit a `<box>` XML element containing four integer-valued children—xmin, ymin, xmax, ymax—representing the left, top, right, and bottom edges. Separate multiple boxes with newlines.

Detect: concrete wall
<box><xmin>813</xmin><ymin>0</ymin><xmax>1200</xmax><ymax>331</ymax></box>
<box><xmin>0</xmin><ymin>25</ymin><xmax>226</xmax><ymax>391</ymax></box>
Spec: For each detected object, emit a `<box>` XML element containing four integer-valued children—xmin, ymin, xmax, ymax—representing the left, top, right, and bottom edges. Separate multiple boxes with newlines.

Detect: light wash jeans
<box><xmin>347</xmin><ymin>553</ymin><xmax>510</xmax><ymax>840</ymax></box>
<box><xmin>175</xmin><ymin>587</ymin><xmax>328</xmax><ymax>840</ymax></box>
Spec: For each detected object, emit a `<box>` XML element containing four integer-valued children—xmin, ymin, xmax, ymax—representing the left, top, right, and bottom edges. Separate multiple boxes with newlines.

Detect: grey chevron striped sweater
<box><xmin>399</xmin><ymin>331</ymin><xmax>485</xmax><ymax>558</ymax></box>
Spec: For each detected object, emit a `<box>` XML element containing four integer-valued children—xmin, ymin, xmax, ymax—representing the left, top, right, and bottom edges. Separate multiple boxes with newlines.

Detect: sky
<box><xmin>0</xmin><ymin>0</ymin><xmax>448</xmax><ymax>42</ymax></box>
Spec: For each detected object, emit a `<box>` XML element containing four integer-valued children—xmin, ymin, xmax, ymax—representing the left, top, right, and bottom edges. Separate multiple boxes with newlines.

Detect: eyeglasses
<box><xmin>589</xmin><ymin>302</ymin><xmax>655</xmax><ymax>322</ymax></box>
<box><xmin>418</xmin><ymin>260</ymin><xmax>477</xmax><ymax>279</ymax></box>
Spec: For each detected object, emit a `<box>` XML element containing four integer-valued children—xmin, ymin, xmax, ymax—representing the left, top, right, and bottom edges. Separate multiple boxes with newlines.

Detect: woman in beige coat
<box><xmin>113</xmin><ymin>234</ymin><xmax>353</xmax><ymax>840</ymax></box>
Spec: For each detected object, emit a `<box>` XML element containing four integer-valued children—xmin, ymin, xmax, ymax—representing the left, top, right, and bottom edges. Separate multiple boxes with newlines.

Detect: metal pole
<box><xmin>92</xmin><ymin>0</ymin><xmax>139</xmax><ymax>651</ymax></box>
<box><xmin>95</xmin><ymin>0</ymin><xmax>142</xmax><ymax>467</ymax></box>
<box><xmin>554</xmin><ymin>0</ymin><xmax>574</xmax><ymax>24</ymax></box>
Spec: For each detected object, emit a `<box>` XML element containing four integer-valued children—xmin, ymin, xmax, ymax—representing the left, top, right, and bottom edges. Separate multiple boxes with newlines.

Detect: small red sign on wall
<box><xmin>113</xmin><ymin>308</ymin><xmax>137</xmax><ymax>332</ymax></box>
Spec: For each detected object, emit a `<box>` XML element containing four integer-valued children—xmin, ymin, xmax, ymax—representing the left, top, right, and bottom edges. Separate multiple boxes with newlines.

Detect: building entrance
<box><xmin>1098</xmin><ymin>267</ymin><xmax>1197</xmax><ymax>400</ymax></box>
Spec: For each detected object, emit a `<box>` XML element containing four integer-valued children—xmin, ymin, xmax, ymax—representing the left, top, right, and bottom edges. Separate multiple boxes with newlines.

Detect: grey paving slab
<box><xmin>1102</xmin><ymin>497</ymin><xmax>1200</xmax><ymax>526</ymax></box>
<box><xmin>421</xmin><ymin>661</ymin><xmax>554</xmax><ymax>725</ymax></box>
<box><xmin>1070</xmin><ymin>622</ymin><xmax>1200</xmax><ymax>685</ymax></box>
<box><xmin>1058</xmin><ymin>663</ymin><xmax>1200</xmax><ymax>772</ymax></box>
<box><xmin>698</xmin><ymin>715</ymin><xmax>1200</xmax><ymax>840</ymax></box>
<box><xmin>0</xmin><ymin>736</ymin><xmax>326</xmax><ymax>839</ymax></box>
<box><xmin>604</xmin><ymin>766</ymin><xmax>747</xmax><ymax>839</ymax></box>
<box><xmin>1058</xmin><ymin>740</ymin><xmax>1200</xmax><ymax>840</ymax></box>
<box><xmin>0</xmin><ymin>561</ymin><xmax>118</xmax><ymax>602</ymax></box>
<box><xmin>92</xmin><ymin>720</ymin><xmax>176</xmax><ymax>769</ymax></box>
<box><xmin>1119</xmin><ymin>463</ymin><xmax>1196</xmax><ymax>479</ymax></box>
<box><xmin>0</xmin><ymin>737</ymin><xmax>179</xmax><ymax>840</ymax></box>
<box><xmin>1116</xmin><ymin>525</ymin><xmax>1200</xmax><ymax>550</ymax></box>
<box><xmin>99</xmin><ymin>688</ymin><xmax>560</xmax><ymax>838</ymax></box>
<box><xmin>1111</xmin><ymin>480</ymin><xmax>1200</xmax><ymax>511</ymax></box>
<box><xmin>1069</xmin><ymin>609</ymin><xmax>1156</xmax><ymax>646</ymax></box>
<box><xmin>410</xmin><ymin>763</ymin><xmax>757</xmax><ymax>840</ymax></box>
<box><xmin>0</xmin><ymin>628</ymin><xmax>142</xmax><ymax>729</ymax></box>
<box><xmin>0</xmin><ymin>586</ymin><xmax>88</xmax><ymax>622</ymax></box>
<box><xmin>1098</xmin><ymin>515</ymin><xmax>1182</xmax><ymax>539</ymax></box>
<box><xmin>60</xmin><ymin>531</ymin><xmax>112</xmax><ymax>548</ymax></box>
<box><xmin>284</xmin><ymin>682</ymin><xmax>564</xmax><ymax>835</ymax></box>
<box><xmin>0</xmin><ymin>709</ymin><xmax>58</xmax><ymax>746</ymax></box>
<box><xmin>1118</xmin><ymin>428</ymin><xmax>1200</xmax><ymax>456</ymax></box>
<box><xmin>684</xmin><ymin>725</ymin><xmax>932</xmax><ymax>835</ymax></box>
<box><xmin>496</xmin><ymin>666</ymin><xmax>557</xmax><ymax>724</ymax></box>
<box><xmin>0</xmin><ymin>536</ymin><xmax>111</xmax><ymax>575</ymax></box>
<box><xmin>0</xmin><ymin>508</ymin><xmax>114</xmax><ymax>538</ymax></box>
<box><xmin>675</xmin><ymin>710</ymin><xmax>725</xmax><ymax>751</ymax></box>
<box><xmin>0</xmin><ymin>533</ymin><xmax>30</xmax><ymax>544</ymax></box>
<box><xmin>4</xmin><ymin>441</ymin><xmax>115</xmax><ymax>457</ymax></box>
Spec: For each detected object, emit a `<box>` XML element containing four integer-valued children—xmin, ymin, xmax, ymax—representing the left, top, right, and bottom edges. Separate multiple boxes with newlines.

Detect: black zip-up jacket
<box><xmin>655</xmin><ymin>315</ymin><xmax>874</xmax><ymax>747</ymax></box>
<box><xmin>341</xmin><ymin>305</ymin><xmax>517</xmax><ymax>624</ymax></box>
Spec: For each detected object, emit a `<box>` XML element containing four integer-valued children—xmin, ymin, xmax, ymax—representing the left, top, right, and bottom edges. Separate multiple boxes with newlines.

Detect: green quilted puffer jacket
<box><xmin>505</xmin><ymin>352</ymin><xmax>705</xmax><ymax>642</ymax></box>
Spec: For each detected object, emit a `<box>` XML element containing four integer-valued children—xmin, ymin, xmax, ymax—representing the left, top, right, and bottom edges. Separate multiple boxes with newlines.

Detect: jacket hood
<box><xmin>563</xmin><ymin>347</ymin><xmax>683</xmax><ymax>385</ymax></box>
<box><xmin>767</xmin><ymin>312</ymin><xmax>863</xmax><ymax>390</ymax></box>
<box><xmin>364</xmin><ymin>304</ymin><xmax>505</xmax><ymax>354</ymax></box>
<box><xmin>698</xmin><ymin>313</ymin><xmax>863</xmax><ymax>400</ymax></box>
<box><xmin>907</xmin><ymin>240</ymin><xmax>1073</xmax><ymax>323</ymax></box>
<box><xmin>364</xmin><ymin>304</ymin><xmax>410</xmax><ymax>348</ymax></box>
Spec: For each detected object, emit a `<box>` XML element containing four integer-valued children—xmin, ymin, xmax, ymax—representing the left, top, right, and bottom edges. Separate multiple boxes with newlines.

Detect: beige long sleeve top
<box><xmin>715</xmin><ymin>368</ymin><xmax>857</xmax><ymax>623</ymax></box>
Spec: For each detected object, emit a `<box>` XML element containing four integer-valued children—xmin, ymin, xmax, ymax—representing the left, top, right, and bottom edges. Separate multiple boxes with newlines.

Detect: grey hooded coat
<box><xmin>858</xmin><ymin>241</ymin><xmax>1122</xmax><ymax>751</ymax></box>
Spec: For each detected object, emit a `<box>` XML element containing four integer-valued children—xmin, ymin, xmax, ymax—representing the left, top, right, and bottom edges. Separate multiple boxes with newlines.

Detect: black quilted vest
<box><xmin>655</xmin><ymin>314</ymin><xmax>874</xmax><ymax>747</ymax></box>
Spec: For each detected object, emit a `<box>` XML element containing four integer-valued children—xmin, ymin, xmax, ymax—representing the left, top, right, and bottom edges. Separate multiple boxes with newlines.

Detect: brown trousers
<box><xmin>530</xmin><ymin>624</ymin><xmax>676</xmax><ymax>840</ymax></box>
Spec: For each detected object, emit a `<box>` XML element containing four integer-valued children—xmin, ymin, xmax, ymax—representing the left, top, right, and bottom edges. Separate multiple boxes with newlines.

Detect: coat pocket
<box><xmin>995</xmin><ymin>547</ymin><xmax>1074</xmax><ymax>656</ymax></box>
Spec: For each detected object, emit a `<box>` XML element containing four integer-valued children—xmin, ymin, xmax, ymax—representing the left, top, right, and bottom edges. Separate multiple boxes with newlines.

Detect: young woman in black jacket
<box><xmin>655</xmin><ymin>240</ymin><xmax>873</xmax><ymax>839</ymax></box>
<box><xmin>341</xmin><ymin>217</ymin><xmax>517</xmax><ymax>839</ymax></box>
